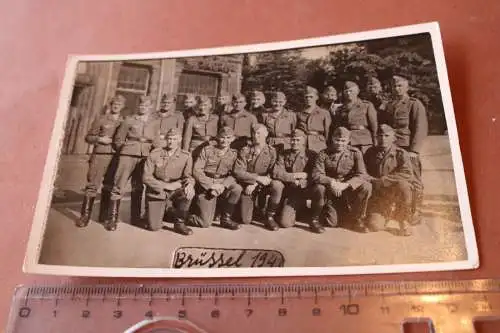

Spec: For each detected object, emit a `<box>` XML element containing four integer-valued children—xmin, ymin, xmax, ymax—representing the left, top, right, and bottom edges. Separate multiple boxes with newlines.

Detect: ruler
<box><xmin>6</xmin><ymin>280</ymin><xmax>500</xmax><ymax>333</ymax></box>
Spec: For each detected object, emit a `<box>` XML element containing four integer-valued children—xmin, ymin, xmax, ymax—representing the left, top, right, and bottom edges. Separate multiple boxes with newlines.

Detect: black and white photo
<box><xmin>24</xmin><ymin>22</ymin><xmax>477</xmax><ymax>277</ymax></box>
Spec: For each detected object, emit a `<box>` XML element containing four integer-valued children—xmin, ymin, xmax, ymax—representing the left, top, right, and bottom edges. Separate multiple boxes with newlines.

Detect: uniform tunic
<box><xmin>296</xmin><ymin>106</ymin><xmax>332</xmax><ymax>153</ymax></box>
<box><xmin>334</xmin><ymin>99</ymin><xmax>378</xmax><ymax>148</ymax></box>
<box><xmin>151</xmin><ymin>110</ymin><xmax>185</xmax><ymax>148</ymax></box>
<box><xmin>182</xmin><ymin>114</ymin><xmax>219</xmax><ymax>152</ymax></box>
<box><xmin>220</xmin><ymin>110</ymin><xmax>258</xmax><ymax>149</ymax></box>
<box><xmin>260</xmin><ymin>109</ymin><xmax>297</xmax><ymax>151</ymax></box>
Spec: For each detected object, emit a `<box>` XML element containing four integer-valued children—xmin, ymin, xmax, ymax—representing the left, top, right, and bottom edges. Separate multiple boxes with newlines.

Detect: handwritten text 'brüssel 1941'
<box><xmin>172</xmin><ymin>247</ymin><xmax>285</xmax><ymax>268</ymax></box>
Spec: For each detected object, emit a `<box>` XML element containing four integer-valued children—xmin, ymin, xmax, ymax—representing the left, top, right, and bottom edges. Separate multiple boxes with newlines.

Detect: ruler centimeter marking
<box><xmin>7</xmin><ymin>279</ymin><xmax>500</xmax><ymax>333</ymax></box>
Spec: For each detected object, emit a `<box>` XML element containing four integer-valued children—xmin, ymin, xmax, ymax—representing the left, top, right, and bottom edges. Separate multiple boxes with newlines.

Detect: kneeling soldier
<box><xmin>272</xmin><ymin>129</ymin><xmax>324</xmax><ymax>233</ymax></box>
<box><xmin>234</xmin><ymin>123</ymin><xmax>283</xmax><ymax>230</ymax></box>
<box><xmin>190</xmin><ymin>127</ymin><xmax>242</xmax><ymax>230</ymax></box>
<box><xmin>311</xmin><ymin>127</ymin><xmax>372</xmax><ymax>231</ymax></box>
<box><xmin>77</xmin><ymin>94</ymin><xmax>125</xmax><ymax>227</ymax></box>
<box><xmin>364</xmin><ymin>124</ymin><xmax>413</xmax><ymax>236</ymax></box>
<box><xmin>143</xmin><ymin>129</ymin><xmax>195</xmax><ymax>235</ymax></box>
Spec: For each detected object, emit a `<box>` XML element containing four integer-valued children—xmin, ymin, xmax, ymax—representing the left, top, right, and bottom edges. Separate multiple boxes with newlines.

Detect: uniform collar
<box><xmin>164</xmin><ymin>147</ymin><xmax>181</xmax><ymax>157</ymax></box>
<box><xmin>158</xmin><ymin>110</ymin><xmax>175</xmax><ymax>117</ymax></box>
<box><xmin>134</xmin><ymin>114</ymin><xmax>149</xmax><ymax>121</ymax></box>
<box><xmin>230</xmin><ymin>110</ymin><xmax>248</xmax><ymax>118</ymax></box>
<box><xmin>107</xmin><ymin>113</ymin><xmax>121</xmax><ymax>121</ymax></box>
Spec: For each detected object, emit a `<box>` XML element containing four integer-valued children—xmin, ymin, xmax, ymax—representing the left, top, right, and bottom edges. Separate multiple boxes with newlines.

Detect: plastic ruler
<box><xmin>6</xmin><ymin>279</ymin><xmax>500</xmax><ymax>332</ymax></box>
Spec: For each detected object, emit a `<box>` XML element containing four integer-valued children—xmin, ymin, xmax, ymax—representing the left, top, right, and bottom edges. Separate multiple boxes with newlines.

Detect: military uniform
<box><xmin>151</xmin><ymin>110</ymin><xmax>185</xmax><ymax>149</ymax></box>
<box><xmin>220</xmin><ymin>110</ymin><xmax>258</xmax><ymax>149</ymax></box>
<box><xmin>143</xmin><ymin>146</ymin><xmax>194</xmax><ymax>233</ymax></box>
<box><xmin>322</xmin><ymin>101</ymin><xmax>342</xmax><ymax>118</ymax></box>
<box><xmin>190</xmin><ymin>143</ymin><xmax>241</xmax><ymax>228</ymax></box>
<box><xmin>77</xmin><ymin>113</ymin><xmax>123</xmax><ymax>226</ymax></box>
<box><xmin>296</xmin><ymin>106</ymin><xmax>331</xmax><ymax>153</ymax></box>
<box><xmin>260</xmin><ymin>109</ymin><xmax>297</xmax><ymax>152</ymax></box>
<box><xmin>249</xmin><ymin>105</ymin><xmax>267</xmax><ymax>119</ymax></box>
<box><xmin>311</xmin><ymin>141</ymin><xmax>372</xmax><ymax>229</ymax></box>
<box><xmin>334</xmin><ymin>99</ymin><xmax>378</xmax><ymax>153</ymax></box>
<box><xmin>272</xmin><ymin>147</ymin><xmax>323</xmax><ymax>232</ymax></box>
<box><xmin>364</xmin><ymin>140</ymin><xmax>413</xmax><ymax>235</ymax></box>
<box><xmin>182</xmin><ymin>114</ymin><xmax>219</xmax><ymax>153</ymax></box>
<box><xmin>233</xmin><ymin>144</ymin><xmax>283</xmax><ymax>227</ymax></box>
<box><xmin>109</xmin><ymin>113</ymin><xmax>160</xmax><ymax>229</ymax></box>
<box><xmin>383</xmin><ymin>94</ymin><xmax>428</xmax><ymax>222</ymax></box>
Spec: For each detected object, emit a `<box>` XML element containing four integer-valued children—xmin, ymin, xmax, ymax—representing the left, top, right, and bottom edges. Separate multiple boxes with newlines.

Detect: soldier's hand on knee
<box><xmin>184</xmin><ymin>183</ymin><xmax>195</xmax><ymax>200</ymax></box>
<box><xmin>294</xmin><ymin>172</ymin><xmax>308</xmax><ymax>180</ymax></box>
<box><xmin>256</xmin><ymin>176</ymin><xmax>272</xmax><ymax>186</ymax></box>
<box><xmin>244</xmin><ymin>184</ymin><xmax>257</xmax><ymax>195</ymax></box>
<box><xmin>408</xmin><ymin>151</ymin><xmax>419</xmax><ymax>160</ymax></box>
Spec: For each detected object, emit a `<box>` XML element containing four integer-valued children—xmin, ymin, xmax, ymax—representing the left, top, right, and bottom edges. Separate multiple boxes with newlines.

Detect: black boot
<box><xmin>130</xmin><ymin>190</ymin><xmax>144</xmax><ymax>224</ymax></box>
<box><xmin>174</xmin><ymin>220</ymin><xmax>193</xmax><ymax>236</ymax></box>
<box><xmin>265</xmin><ymin>203</ymin><xmax>280</xmax><ymax>231</ymax></box>
<box><xmin>98</xmin><ymin>190</ymin><xmax>111</xmax><ymax>223</ymax></box>
<box><xmin>220</xmin><ymin>203</ymin><xmax>240</xmax><ymax>230</ymax></box>
<box><xmin>399</xmin><ymin>220</ymin><xmax>412</xmax><ymax>237</ymax></box>
<box><xmin>104</xmin><ymin>200</ymin><xmax>120</xmax><ymax>231</ymax></box>
<box><xmin>309</xmin><ymin>218</ymin><xmax>325</xmax><ymax>234</ymax></box>
<box><xmin>354</xmin><ymin>218</ymin><xmax>369</xmax><ymax>233</ymax></box>
<box><xmin>76</xmin><ymin>196</ymin><xmax>95</xmax><ymax>227</ymax></box>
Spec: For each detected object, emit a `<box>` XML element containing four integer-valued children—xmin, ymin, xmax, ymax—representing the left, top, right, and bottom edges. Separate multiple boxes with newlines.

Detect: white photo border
<box><xmin>23</xmin><ymin>21</ymin><xmax>479</xmax><ymax>277</ymax></box>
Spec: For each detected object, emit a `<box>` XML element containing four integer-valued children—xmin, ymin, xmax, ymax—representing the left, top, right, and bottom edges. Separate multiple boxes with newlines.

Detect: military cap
<box><xmin>344</xmin><ymin>81</ymin><xmax>359</xmax><ymax>89</ymax></box>
<box><xmin>218</xmin><ymin>126</ymin><xmax>234</xmax><ymax>137</ymax></box>
<box><xmin>165</xmin><ymin>128</ymin><xmax>181</xmax><ymax>137</ymax></box>
<box><xmin>197</xmin><ymin>95</ymin><xmax>212</xmax><ymax>104</ymax></box>
<box><xmin>392</xmin><ymin>74</ymin><xmax>409</xmax><ymax>83</ymax></box>
<box><xmin>232</xmin><ymin>93</ymin><xmax>246</xmax><ymax>101</ymax></box>
<box><xmin>305</xmin><ymin>86</ymin><xmax>319</xmax><ymax>95</ymax></box>
<box><xmin>139</xmin><ymin>95</ymin><xmax>153</xmax><ymax>103</ymax></box>
<box><xmin>185</xmin><ymin>93</ymin><xmax>197</xmax><ymax>101</ymax></box>
<box><xmin>323</xmin><ymin>86</ymin><xmax>337</xmax><ymax>94</ymax></box>
<box><xmin>111</xmin><ymin>94</ymin><xmax>126</xmax><ymax>104</ymax></box>
<box><xmin>251</xmin><ymin>123</ymin><xmax>267</xmax><ymax>133</ymax></box>
<box><xmin>366</xmin><ymin>77</ymin><xmax>381</xmax><ymax>86</ymax></box>
<box><xmin>332</xmin><ymin>126</ymin><xmax>351</xmax><ymax>138</ymax></box>
<box><xmin>161</xmin><ymin>93</ymin><xmax>176</xmax><ymax>102</ymax></box>
<box><xmin>270</xmin><ymin>91</ymin><xmax>286</xmax><ymax>100</ymax></box>
<box><xmin>291</xmin><ymin>129</ymin><xmax>306</xmax><ymax>138</ymax></box>
<box><xmin>251</xmin><ymin>90</ymin><xmax>265</xmax><ymax>98</ymax></box>
<box><xmin>377</xmin><ymin>124</ymin><xmax>395</xmax><ymax>135</ymax></box>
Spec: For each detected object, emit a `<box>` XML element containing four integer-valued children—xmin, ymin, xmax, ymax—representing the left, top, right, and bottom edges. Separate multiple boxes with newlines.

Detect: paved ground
<box><xmin>38</xmin><ymin>136</ymin><xmax>469</xmax><ymax>268</ymax></box>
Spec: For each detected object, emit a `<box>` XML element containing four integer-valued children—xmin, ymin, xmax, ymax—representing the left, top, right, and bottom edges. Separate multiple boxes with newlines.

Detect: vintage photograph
<box><xmin>24</xmin><ymin>22</ymin><xmax>478</xmax><ymax>277</ymax></box>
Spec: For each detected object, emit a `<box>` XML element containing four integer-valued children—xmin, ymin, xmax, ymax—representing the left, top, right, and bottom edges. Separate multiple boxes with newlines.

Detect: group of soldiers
<box><xmin>75</xmin><ymin>74</ymin><xmax>428</xmax><ymax>237</ymax></box>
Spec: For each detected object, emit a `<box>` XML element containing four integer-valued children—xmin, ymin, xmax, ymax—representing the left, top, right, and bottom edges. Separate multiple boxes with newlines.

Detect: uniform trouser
<box><xmin>368</xmin><ymin>180</ymin><xmax>413</xmax><ymax>221</ymax></box>
<box><xmin>240</xmin><ymin>180</ymin><xmax>284</xmax><ymax>224</ymax></box>
<box><xmin>84</xmin><ymin>154</ymin><xmax>118</xmax><ymax>197</ymax></box>
<box><xmin>403</xmin><ymin>147</ymin><xmax>424</xmax><ymax>212</ymax></box>
<box><xmin>190</xmin><ymin>183</ymin><xmax>243</xmax><ymax>228</ymax></box>
<box><xmin>279</xmin><ymin>185</ymin><xmax>317</xmax><ymax>228</ymax></box>
<box><xmin>111</xmin><ymin>155</ymin><xmax>146</xmax><ymax>200</ymax></box>
<box><xmin>313</xmin><ymin>182</ymin><xmax>372</xmax><ymax>227</ymax></box>
<box><xmin>146</xmin><ymin>188</ymin><xmax>192</xmax><ymax>231</ymax></box>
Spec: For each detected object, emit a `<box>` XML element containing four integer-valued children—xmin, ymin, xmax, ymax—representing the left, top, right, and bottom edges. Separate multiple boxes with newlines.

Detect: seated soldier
<box><xmin>142</xmin><ymin>128</ymin><xmax>195</xmax><ymax>235</ymax></box>
<box><xmin>234</xmin><ymin>123</ymin><xmax>283</xmax><ymax>231</ymax></box>
<box><xmin>189</xmin><ymin>127</ymin><xmax>242</xmax><ymax>230</ymax></box>
<box><xmin>311</xmin><ymin>127</ymin><xmax>372</xmax><ymax>232</ymax></box>
<box><xmin>272</xmin><ymin>129</ymin><xmax>324</xmax><ymax>234</ymax></box>
<box><xmin>364</xmin><ymin>124</ymin><xmax>413</xmax><ymax>236</ymax></box>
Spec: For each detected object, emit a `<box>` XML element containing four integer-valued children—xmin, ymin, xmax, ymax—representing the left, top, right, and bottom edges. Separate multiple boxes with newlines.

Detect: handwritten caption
<box><xmin>172</xmin><ymin>247</ymin><xmax>285</xmax><ymax>268</ymax></box>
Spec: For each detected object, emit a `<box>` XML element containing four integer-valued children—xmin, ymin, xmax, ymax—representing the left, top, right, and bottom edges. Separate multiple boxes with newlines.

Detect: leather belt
<box><xmin>349</xmin><ymin>125</ymin><xmax>366</xmax><ymax>130</ymax></box>
<box><xmin>205</xmin><ymin>172</ymin><xmax>227</xmax><ymax>179</ymax></box>
<box><xmin>128</xmin><ymin>137</ymin><xmax>153</xmax><ymax>143</ymax></box>
<box><xmin>306</xmin><ymin>130</ymin><xmax>324</xmax><ymax>136</ymax></box>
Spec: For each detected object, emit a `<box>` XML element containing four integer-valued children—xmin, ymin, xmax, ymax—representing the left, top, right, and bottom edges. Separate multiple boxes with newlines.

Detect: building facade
<box><xmin>63</xmin><ymin>55</ymin><xmax>244</xmax><ymax>155</ymax></box>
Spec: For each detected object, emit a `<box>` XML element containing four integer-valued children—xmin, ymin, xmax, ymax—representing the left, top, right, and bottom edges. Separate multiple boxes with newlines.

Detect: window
<box><xmin>116</xmin><ymin>63</ymin><xmax>151</xmax><ymax>115</ymax></box>
<box><xmin>177</xmin><ymin>71</ymin><xmax>220</xmax><ymax>111</ymax></box>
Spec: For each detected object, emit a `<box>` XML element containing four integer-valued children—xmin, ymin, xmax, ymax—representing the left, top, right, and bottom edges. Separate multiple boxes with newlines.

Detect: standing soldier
<box><xmin>249</xmin><ymin>90</ymin><xmax>267</xmax><ymax>118</ymax></box>
<box><xmin>234</xmin><ymin>124</ymin><xmax>283</xmax><ymax>231</ymax></box>
<box><xmin>143</xmin><ymin>129</ymin><xmax>195</xmax><ymax>235</ymax></box>
<box><xmin>364</xmin><ymin>124</ymin><xmax>413</xmax><ymax>236</ymax></box>
<box><xmin>183</xmin><ymin>93</ymin><xmax>198</xmax><ymax>120</ymax></box>
<box><xmin>152</xmin><ymin>94</ymin><xmax>185</xmax><ymax>149</ymax></box>
<box><xmin>272</xmin><ymin>129</ymin><xmax>324</xmax><ymax>233</ymax></box>
<box><xmin>384</xmin><ymin>75</ymin><xmax>428</xmax><ymax>224</ymax></box>
<box><xmin>334</xmin><ymin>81</ymin><xmax>378</xmax><ymax>154</ymax></box>
<box><xmin>215</xmin><ymin>92</ymin><xmax>231</xmax><ymax>116</ymax></box>
<box><xmin>259</xmin><ymin>91</ymin><xmax>297</xmax><ymax>153</ymax></box>
<box><xmin>182</xmin><ymin>96</ymin><xmax>219</xmax><ymax>156</ymax></box>
<box><xmin>296</xmin><ymin>86</ymin><xmax>332</xmax><ymax>153</ymax></box>
<box><xmin>220</xmin><ymin>93</ymin><xmax>258</xmax><ymax>150</ymax></box>
<box><xmin>189</xmin><ymin>127</ymin><xmax>242</xmax><ymax>230</ymax></box>
<box><xmin>106</xmin><ymin>95</ymin><xmax>160</xmax><ymax>231</ymax></box>
<box><xmin>311</xmin><ymin>127</ymin><xmax>372</xmax><ymax>231</ymax></box>
<box><xmin>321</xmin><ymin>85</ymin><xmax>342</xmax><ymax>118</ymax></box>
<box><xmin>77</xmin><ymin>95</ymin><xmax>125</xmax><ymax>227</ymax></box>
